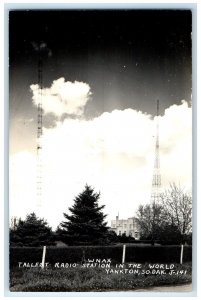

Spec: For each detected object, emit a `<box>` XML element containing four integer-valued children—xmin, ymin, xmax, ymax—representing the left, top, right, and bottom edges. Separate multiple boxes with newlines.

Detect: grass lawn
<box><xmin>10</xmin><ymin>262</ymin><xmax>192</xmax><ymax>292</ymax></box>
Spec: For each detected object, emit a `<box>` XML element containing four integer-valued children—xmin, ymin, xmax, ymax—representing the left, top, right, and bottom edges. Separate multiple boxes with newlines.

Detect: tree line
<box><xmin>136</xmin><ymin>183</ymin><xmax>192</xmax><ymax>244</ymax></box>
<box><xmin>10</xmin><ymin>183</ymin><xmax>192</xmax><ymax>247</ymax></box>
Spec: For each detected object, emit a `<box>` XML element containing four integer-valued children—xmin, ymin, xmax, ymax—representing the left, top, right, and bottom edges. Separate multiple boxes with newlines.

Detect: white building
<box><xmin>111</xmin><ymin>215</ymin><xmax>140</xmax><ymax>240</ymax></box>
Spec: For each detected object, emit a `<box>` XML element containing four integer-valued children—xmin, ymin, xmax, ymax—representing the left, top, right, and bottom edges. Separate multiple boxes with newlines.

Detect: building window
<box><xmin>119</xmin><ymin>231</ymin><xmax>121</xmax><ymax>236</ymax></box>
<box><xmin>135</xmin><ymin>232</ymin><xmax>139</xmax><ymax>238</ymax></box>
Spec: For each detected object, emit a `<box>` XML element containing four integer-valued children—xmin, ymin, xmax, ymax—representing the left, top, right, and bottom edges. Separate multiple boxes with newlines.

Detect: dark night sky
<box><xmin>9</xmin><ymin>9</ymin><xmax>192</xmax><ymax>153</ymax></box>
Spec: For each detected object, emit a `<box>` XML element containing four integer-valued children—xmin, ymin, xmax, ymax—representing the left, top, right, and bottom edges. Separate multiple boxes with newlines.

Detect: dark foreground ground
<box><xmin>10</xmin><ymin>263</ymin><xmax>192</xmax><ymax>292</ymax></box>
<box><xmin>133</xmin><ymin>283</ymin><xmax>192</xmax><ymax>292</ymax></box>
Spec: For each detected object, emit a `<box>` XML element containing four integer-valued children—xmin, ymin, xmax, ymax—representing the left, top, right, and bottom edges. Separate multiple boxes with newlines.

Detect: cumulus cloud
<box><xmin>30</xmin><ymin>78</ymin><xmax>91</xmax><ymax>117</ymax></box>
<box><xmin>10</xmin><ymin>101</ymin><xmax>192</xmax><ymax>229</ymax></box>
<box><xmin>9</xmin><ymin>152</ymin><xmax>37</xmax><ymax>217</ymax></box>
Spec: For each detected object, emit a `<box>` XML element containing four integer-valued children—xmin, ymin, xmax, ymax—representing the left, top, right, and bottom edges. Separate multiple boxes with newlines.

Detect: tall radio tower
<box><xmin>36</xmin><ymin>45</ymin><xmax>43</xmax><ymax>207</ymax></box>
<box><xmin>151</xmin><ymin>100</ymin><xmax>161</xmax><ymax>205</ymax></box>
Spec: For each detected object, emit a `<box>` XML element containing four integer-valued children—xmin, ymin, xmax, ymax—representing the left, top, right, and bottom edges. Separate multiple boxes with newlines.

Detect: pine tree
<box><xmin>59</xmin><ymin>185</ymin><xmax>109</xmax><ymax>245</ymax></box>
<box><xmin>10</xmin><ymin>212</ymin><xmax>55</xmax><ymax>247</ymax></box>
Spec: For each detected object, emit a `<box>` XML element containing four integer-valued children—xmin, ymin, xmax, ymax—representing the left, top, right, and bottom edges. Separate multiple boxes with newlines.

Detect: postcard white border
<box><xmin>1</xmin><ymin>1</ymin><xmax>198</xmax><ymax>298</ymax></box>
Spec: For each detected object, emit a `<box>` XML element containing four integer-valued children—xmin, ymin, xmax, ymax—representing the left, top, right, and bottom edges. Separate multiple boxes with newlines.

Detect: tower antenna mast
<box><xmin>36</xmin><ymin>44</ymin><xmax>43</xmax><ymax>207</ymax></box>
<box><xmin>151</xmin><ymin>99</ymin><xmax>161</xmax><ymax>205</ymax></box>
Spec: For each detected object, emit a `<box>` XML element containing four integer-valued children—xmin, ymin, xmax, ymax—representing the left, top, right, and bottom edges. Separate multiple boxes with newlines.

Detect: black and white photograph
<box><xmin>9</xmin><ymin>8</ymin><xmax>193</xmax><ymax>293</ymax></box>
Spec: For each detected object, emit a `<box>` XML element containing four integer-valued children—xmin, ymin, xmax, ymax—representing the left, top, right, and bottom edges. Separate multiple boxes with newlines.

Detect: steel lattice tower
<box><xmin>151</xmin><ymin>100</ymin><xmax>161</xmax><ymax>205</ymax></box>
<box><xmin>36</xmin><ymin>47</ymin><xmax>43</xmax><ymax>207</ymax></box>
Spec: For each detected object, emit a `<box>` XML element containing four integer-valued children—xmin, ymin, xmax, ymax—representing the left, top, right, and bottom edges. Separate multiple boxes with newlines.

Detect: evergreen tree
<box><xmin>59</xmin><ymin>185</ymin><xmax>109</xmax><ymax>245</ymax></box>
<box><xmin>10</xmin><ymin>212</ymin><xmax>55</xmax><ymax>247</ymax></box>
